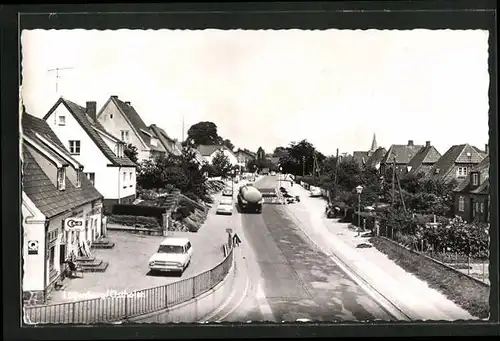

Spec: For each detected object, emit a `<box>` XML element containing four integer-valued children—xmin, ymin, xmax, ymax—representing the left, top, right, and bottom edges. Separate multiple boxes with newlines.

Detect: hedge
<box><xmin>111</xmin><ymin>204</ymin><xmax>167</xmax><ymax>222</ymax></box>
<box><xmin>108</xmin><ymin>215</ymin><xmax>160</xmax><ymax>229</ymax></box>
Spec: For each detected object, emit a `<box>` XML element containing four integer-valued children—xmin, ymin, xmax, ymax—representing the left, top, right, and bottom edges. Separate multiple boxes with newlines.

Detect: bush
<box><xmin>112</xmin><ymin>204</ymin><xmax>167</xmax><ymax>221</ymax></box>
<box><xmin>176</xmin><ymin>206</ymin><xmax>192</xmax><ymax>219</ymax></box>
<box><xmin>109</xmin><ymin>215</ymin><xmax>160</xmax><ymax>229</ymax></box>
<box><xmin>201</xmin><ymin>194</ymin><xmax>214</xmax><ymax>204</ymax></box>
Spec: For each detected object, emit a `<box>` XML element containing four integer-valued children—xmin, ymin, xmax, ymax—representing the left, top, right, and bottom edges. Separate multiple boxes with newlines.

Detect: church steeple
<box><xmin>370</xmin><ymin>133</ymin><xmax>378</xmax><ymax>152</ymax></box>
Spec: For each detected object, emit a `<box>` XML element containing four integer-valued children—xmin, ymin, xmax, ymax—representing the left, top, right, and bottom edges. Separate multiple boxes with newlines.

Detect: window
<box><xmin>472</xmin><ymin>173</ymin><xmax>479</xmax><ymax>186</ymax></box>
<box><xmin>120</xmin><ymin>130</ymin><xmax>129</xmax><ymax>142</ymax></box>
<box><xmin>49</xmin><ymin>246</ymin><xmax>55</xmax><ymax>271</ymax></box>
<box><xmin>129</xmin><ymin>172</ymin><xmax>132</xmax><ymax>181</ymax></box>
<box><xmin>458</xmin><ymin>196</ymin><xmax>465</xmax><ymax>212</ymax></box>
<box><xmin>480</xmin><ymin>202</ymin><xmax>484</xmax><ymax>213</ymax></box>
<box><xmin>76</xmin><ymin>169</ymin><xmax>82</xmax><ymax>188</ymax></box>
<box><xmin>123</xmin><ymin>172</ymin><xmax>126</xmax><ymax>182</ymax></box>
<box><xmin>475</xmin><ymin>202</ymin><xmax>480</xmax><ymax>212</ymax></box>
<box><xmin>58</xmin><ymin>115</ymin><xmax>66</xmax><ymax>126</ymax></box>
<box><xmin>116</xmin><ymin>143</ymin><xmax>124</xmax><ymax>157</ymax></box>
<box><xmin>57</xmin><ymin>168</ymin><xmax>66</xmax><ymax>190</ymax></box>
<box><xmin>457</xmin><ymin>167</ymin><xmax>468</xmax><ymax>178</ymax></box>
<box><xmin>69</xmin><ymin>140</ymin><xmax>81</xmax><ymax>155</ymax></box>
<box><xmin>186</xmin><ymin>242</ymin><xmax>192</xmax><ymax>250</ymax></box>
<box><xmin>85</xmin><ymin>172</ymin><xmax>95</xmax><ymax>186</ymax></box>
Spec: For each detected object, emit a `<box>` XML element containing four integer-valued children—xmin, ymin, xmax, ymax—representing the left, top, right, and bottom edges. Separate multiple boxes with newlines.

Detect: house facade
<box><xmin>353</xmin><ymin>133</ymin><xmax>379</xmax><ymax>166</ymax></box>
<box><xmin>96</xmin><ymin>96</ymin><xmax>166</xmax><ymax>161</ymax></box>
<box><xmin>453</xmin><ymin>156</ymin><xmax>490</xmax><ymax>223</ymax></box>
<box><xmin>235</xmin><ymin>148</ymin><xmax>256</xmax><ymax>169</ymax></box>
<box><xmin>43</xmin><ymin>98</ymin><xmax>137</xmax><ymax>210</ymax></box>
<box><xmin>197</xmin><ymin>145</ymin><xmax>239</xmax><ymax>166</ymax></box>
<box><xmin>22</xmin><ymin>112</ymin><xmax>104</xmax><ymax>305</ymax></box>
<box><xmin>380</xmin><ymin>140</ymin><xmax>424</xmax><ymax>175</ymax></box>
<box><xmin>427</xmin><ymin>143</ymin><xmax>486</xmax><ymax>184</ymax></box>
<box><xmin>407</xmin><ymin>141</ymin><xmax>442</xmax><ymax>176</ymax></box>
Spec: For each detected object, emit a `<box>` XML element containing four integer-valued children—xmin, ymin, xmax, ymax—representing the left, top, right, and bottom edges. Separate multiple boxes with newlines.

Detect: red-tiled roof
<box><xmin>43</xmin><ymin>98</ymin><xmax>136</xmax><ymax>167</ymax></box>
<box><xmin>21</xmin><ymin>112</ymin><xmax>103</xmax><ymax>218</ymax></box>
<box><xmin>428</xmin><ymin>144</ymin><xmax>485</xmax><ymax>180</ymax></box>
<box><xmin>381</xmin><ymin>143</ymin><xmax>424</xmax><ymax>165</ymax></box>
<box><xmin>408</xmin><ymin>145</ymin><xmax>441</xmax><ymax>175</ymax></box>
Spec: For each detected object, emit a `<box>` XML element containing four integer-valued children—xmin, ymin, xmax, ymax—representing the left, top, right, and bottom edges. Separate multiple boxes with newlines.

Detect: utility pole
<box><xmin>47</xmin><ymin>67</ymin><xmax>74</xmax><ymax>94</ymax></box>
<box><xmin>312</xmin><ymin>152</ymin><xmax>316</xmax><ymax>183</ymax></box>
<box><xmin>333</xmin><ymin>148</ymin><xmax>339</xmax><ymax>200</ymax></box>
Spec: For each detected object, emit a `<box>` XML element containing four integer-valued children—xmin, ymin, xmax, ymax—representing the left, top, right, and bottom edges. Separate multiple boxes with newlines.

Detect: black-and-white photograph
<box><xmin>20</xmin><ymin>28</ymin><xmax>491</xmax><ymax>324</ymax></box>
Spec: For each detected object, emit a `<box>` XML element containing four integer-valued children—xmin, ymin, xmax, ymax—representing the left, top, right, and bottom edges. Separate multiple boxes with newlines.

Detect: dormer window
<box><xmin>472</xmin><ymin>172</ymin><xmax>479</xmax><ymax>186</ymax></box>
<box><xmin>57</xmin><ymin>167</ymin><xmax>66</xmax><ymax>190</ymax></box>
<box><xmin>58</xmin><ymin>115</ymin><xmax>66</xmax><ymax>126</ymax></box>
<box><xmin>150</xmin><ymin>138</ymin><xmax>158</xmax><ymax>147</ymax></box>
<box><xmin>76</xmin><ymin>169</ymin><xmax>82</xmax><ymax>188</ymax></box>
<box><xmin>116</xmin><ymin>143</ymin><xmax>124</xmax><ymax>157</ymax></box>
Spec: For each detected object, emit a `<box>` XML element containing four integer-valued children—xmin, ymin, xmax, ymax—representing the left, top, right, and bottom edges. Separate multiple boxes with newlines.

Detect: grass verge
<box><xmin>369</xmin><ymin>236</ymin><xmax>489</xmax><ymax>319</ymax></box>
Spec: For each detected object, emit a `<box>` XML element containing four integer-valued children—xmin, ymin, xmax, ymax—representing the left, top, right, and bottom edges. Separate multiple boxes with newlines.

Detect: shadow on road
<box><xmin>146</xmin><ymin>270</ymin><xmax>184</xmax><ymax>278</ymax></box>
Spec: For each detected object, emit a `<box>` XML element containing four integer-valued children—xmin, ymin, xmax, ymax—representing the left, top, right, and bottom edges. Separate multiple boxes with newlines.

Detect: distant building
<box><xmin>407</xmin><ymin>141</ymin><xmax>442</xmax><ymax>176</ymax></box>
<box><xmin>427</xmin><ymin>144</ymin><xmax>486</xmax><ymax>183</ymax></box>
<box><xmin>365</xmin><ymin>147</ymin><xmax>387</xmax><ymax>170</ymax></box>
<box><xmin>43</xmin><ymin>98</ymin><xmax>137</xmax><ymax>209</ymax></box>
<box><xmin>21</xmin><ymin>112</ymin><xmax>104</xmax><ymax>305</ymax></box>
<box><xmin>96</xmin><ymin>96</ymin><xmax>166</xmax><ymax>161</ymax></box>
<box><xmin>353</xmin><ymin>133</ymin><xmax>378</xmax><ymax>166</ymax></box>
<box><xmin>197</xmin><ymin>145</ymin><xmax>239</xmax><ymax>166</ymax></box>
<box><xmin>235</xmin><ymin>148</ymin><xmax>257</xmax><ymax>169</ymax></box>
<box><xmin>380</xmin><ymin>140</ymin><xmax>424</xmax><ymax>174</ymax></box>
<box><xmin>453</xmin><ymin>156</ymin><xmax>490</xmax><ymax>223</ymax></box>
<box><xmin>149</xmin><ymin>124</ymin><xmax>183</xmax><ymax>157</ymax></box>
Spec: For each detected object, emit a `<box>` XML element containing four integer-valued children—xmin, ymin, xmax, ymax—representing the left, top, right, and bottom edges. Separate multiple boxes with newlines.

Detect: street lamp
<box><xmin>356</xmin><ymin>185</ymin><xmax>363</xmax><ymax>236</ymax></box>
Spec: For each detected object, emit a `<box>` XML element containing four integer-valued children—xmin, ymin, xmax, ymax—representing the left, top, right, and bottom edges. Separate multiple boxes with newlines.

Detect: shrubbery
<box><xmin>109</xmin><ymin>215</ymin><xmax>160</xmax><ymax>229</ymax></box>
<box><xmin>111</xmin><ymin>204</ymin><xmax>166</xmax><ymax>222</ymax></box>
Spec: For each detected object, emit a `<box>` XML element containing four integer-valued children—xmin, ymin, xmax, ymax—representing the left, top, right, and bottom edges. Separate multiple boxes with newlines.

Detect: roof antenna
<box><xmin>47</xmin><ymin>67</ymin><xmax>74</xmax><ymax>95</ymax></box>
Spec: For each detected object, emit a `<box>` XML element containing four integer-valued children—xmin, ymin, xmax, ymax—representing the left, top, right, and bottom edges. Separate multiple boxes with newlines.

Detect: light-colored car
<box><xmin>310</xmin><ymin>186</ymin><xmax>322</xmax><ymax>197</ymax></box>
<box><xmin>222</xmin><ymin>187</ymin><xmax>233</xmax><ymax>196</ymax></box>
<box><xmin>148</xmin><ymin>237</ymin><xmax>193</xmax><ymax>275</ymax></box>
<box><xmin>270</xmin><ymin>171</ymin><xmax>276</xmax><ymax>176</ymax></box>
<box><xmin>216</xmin><ymin>198</ymin><xmax>234</xmax><ymax>215</ymax></box>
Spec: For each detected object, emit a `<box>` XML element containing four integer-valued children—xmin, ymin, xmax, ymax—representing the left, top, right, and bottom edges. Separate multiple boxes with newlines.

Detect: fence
<box><xmin>24</xmin><ymin>246</ymin><xmax>234</xmax><ymax>324</ymax></box>
<box><xmin>377</xmin><ymin>223</ymin><xmax>489</xmax><ymax>285</ymax></box>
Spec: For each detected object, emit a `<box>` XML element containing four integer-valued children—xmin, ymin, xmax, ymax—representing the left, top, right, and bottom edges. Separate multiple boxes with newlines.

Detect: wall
<box><xmin>455</xmin><ymin>192</ymin><xmax>489</xmax><ymax>223</ymax></box>
<box><xmin>454</xmin><ymin>192</ymin><xmax>472</xmax><ymax>222</ymax></box>
<box><xmin>22</xmin><ymin>198</ymin><xmax>46</xmax><ymax>293</ymax></box>
<box><xmin>97</xmin><ymin>100</ymin><xmax>150</xmax><ymax>161</ymax></box>
<box><xmin>46</xmin><ymin>105</ymin><xmax>117</xmax><ymax>200</ymax></box>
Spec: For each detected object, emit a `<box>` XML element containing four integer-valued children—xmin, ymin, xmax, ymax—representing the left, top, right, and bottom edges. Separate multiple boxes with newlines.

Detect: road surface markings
<box><xmin>256</xmin><ymin>280</ymin><xmax>276</xmax><ymax>321</ymax></box>
<box><xmin>282</xmin><ymin>204</ymin><xmax>412</xmax><ymax>321</ymax></box>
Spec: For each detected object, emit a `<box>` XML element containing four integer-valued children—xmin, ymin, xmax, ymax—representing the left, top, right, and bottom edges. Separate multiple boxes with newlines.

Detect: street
<box><xmin>211</xmin><ymin>176</ymin><xmax>394</xmax><ymax>322</ymax></box>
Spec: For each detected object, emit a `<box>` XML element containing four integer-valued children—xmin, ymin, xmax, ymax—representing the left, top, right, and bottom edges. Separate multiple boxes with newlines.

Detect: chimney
<box><xmin>425</xmin><ymin>141</ymin><xmax>431</xmax><ymax>147</ymax></box>
<box><xmin>111</xmin><ymin>95</ymin><xmax>118</xmax><ymax>99</ymax></box>
<box><xmin>408</xmin><ymin>140</ymin><xmax>414</xmax><ymax>146</ymax></box>
<box><xmin>86</xmin><ymin>101</ymin><xmax>97</xmax><ymax>120</ymax></box>
<box><xmin>485</xmin><ymin>143</ymin><xmax>489</xmax><ymax>155</ymax></box>
<box><xmin>125</xmin><ymin>101</ymin><xmax>131</xmax><ymax>105</ymax></box>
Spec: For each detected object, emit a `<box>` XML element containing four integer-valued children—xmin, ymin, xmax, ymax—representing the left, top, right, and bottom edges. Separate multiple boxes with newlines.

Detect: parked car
<box><xmin>148</xmin><ymin>237</ymin><xmax>193</xmax><ymax>275</ymax></box>
<box><xmin>310</xmin><ymin>186</ymin><xmax>322</xmax><ymax>197</ymax></box>
<box><xmin>216</xmin><ymin>198</ymin><xmax>234</xmax><ymax>215</ymax></box>
<box><xmin>270</xmin><ymin>171</ymin><xmax>276</xmax><ymax>176</ymax></box>
<box><xmin>222</xmin><ymin>187</ymin><xmax>233</xmax><ymax>196</ymax></box>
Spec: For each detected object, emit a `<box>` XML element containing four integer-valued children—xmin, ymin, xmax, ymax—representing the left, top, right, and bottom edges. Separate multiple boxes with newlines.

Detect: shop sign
<box><xmin>28</xmin><ymin>240</ymin><xmax>39</xmax><ymax>255</ymax></box>
<box><xmin>64</xmin><ymin>218</ymin><xmax>85</xmax><ymax>232</ymax></box>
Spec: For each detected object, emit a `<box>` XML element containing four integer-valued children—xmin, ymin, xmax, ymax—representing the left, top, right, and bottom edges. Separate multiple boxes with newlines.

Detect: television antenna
<box><xmin>47</xmin><ymin>67</ymin><xmax>74</xmax><ymax>94</ymax></box>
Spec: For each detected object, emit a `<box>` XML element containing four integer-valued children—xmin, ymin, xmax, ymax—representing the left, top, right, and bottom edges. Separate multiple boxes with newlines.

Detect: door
<box><xmin>59</xmin><ymin>244</ymin><xmax>66</xmax><ymax>264</ymax></box>
<box><xmin>470</xmin><ymin>198</ymin><xmax>475</xmax><ymax>222</ymax></box>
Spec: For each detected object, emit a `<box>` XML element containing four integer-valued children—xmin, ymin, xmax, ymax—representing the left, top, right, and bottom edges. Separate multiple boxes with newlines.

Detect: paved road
<box><xmin>220</xmin><ymin>175</ymin><xmax>394</xmax><ymax>322</ymax></box>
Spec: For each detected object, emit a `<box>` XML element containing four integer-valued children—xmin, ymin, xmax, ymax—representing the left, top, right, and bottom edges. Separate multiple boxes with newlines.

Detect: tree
<box><xmin>124</xmin><ymin>143</ymin><xmax>139</xmax><ymax>163</ymax></box>
<box><xmin>273</xmin><ymin>146</ymin><xmax>288</xmax><ymax>158</ymax></box>
<box><xmin>211</xmin><ymin>150</ymin><xmax>232</xmax><ymax>178</ymax></box>
<box><xmin>222</xmin><ymin>139</ymin><xmax>235</xmax><ymax>151</ymax></box>
<box><xmin>187</xmin><ymin>121</ymin><xmax>220</xmax><ymax>146</ymax></box>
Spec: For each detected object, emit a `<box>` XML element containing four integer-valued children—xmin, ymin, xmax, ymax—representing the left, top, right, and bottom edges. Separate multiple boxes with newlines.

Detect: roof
<box><xmin>198</xmin><ymin>144</ymin><xmax>233</xmax><ymax>157</ymax></box>
<box><xmin>407</xmin><ymin>145</ymin><xmax>442</xmax><ymax>174</ymax></box>
<box><xmin>381</xmin><ymin>143</ymin><xmax>424</xmax><ymax>165</ymax></box>
<box><xmin>43</xmin><ymin>98</ymin><xmax>136</xmax><ymax>167</ymax></box>
<box><xmin>21</xmin><ymin>113</ymin><xmax>103</xmax><ymax>218</ymax></box>
<box><xmin>160</xmin><ymin>237</ymin><xmax>190</xmax><ymax>246</ymax></box>
<box><xmin>109</xmin><ymin>97</ymin><xmax>166</xmax><ymax>153</ymax></box>
<box><xmin>365</xmin><ymin>147</ymin><xmax>387</xmax><ymax>168</ymax></box>
<box><xmin>428</xmin><ymin>144</ymin><xmax>485</xmax><ymax>180</ymax></box>
<box><xmin>353</xmin><ymin>151</ymin><xmax>369</xmax><ymax>165</ymax></box>
<box><xmin>236</xmin><ymin>149</ymin><xmax>257</xmax><ymax>158</ymax></box>
<box><xmin>454</xmin><ymin>156</ymin><xmax>490</xmax><ymax>192</ymax></box>
<box><xmin>149</xmin><ymin>124</ymin><xmax>182</xmax><ymax>156</ymax></box>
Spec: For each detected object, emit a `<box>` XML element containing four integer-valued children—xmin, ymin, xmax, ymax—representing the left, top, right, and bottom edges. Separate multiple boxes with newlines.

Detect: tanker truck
<box><xmin>237</xmin><ymin>185</ymin><xmax>263</xmax><ymax>213</ymax></box>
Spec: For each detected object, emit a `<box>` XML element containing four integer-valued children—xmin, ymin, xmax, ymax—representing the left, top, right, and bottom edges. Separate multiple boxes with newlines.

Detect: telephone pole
<box><xmin>47</xmin><ymin>67</ymin><xmax>74</xmax><ymax>94</ymax></box>
<box><xmin>391</xmin><ymin>156</ymin><xmax>396</xmax><ymax>207</ymax></box>
<box><xmin>333</xmin><ymin>148</ymin><xmax>339</xmax><ymax>199</ymax></box>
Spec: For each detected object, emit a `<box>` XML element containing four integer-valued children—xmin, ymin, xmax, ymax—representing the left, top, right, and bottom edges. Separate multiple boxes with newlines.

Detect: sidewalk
<box><xmin>281</xmin><ymin>182</ymin><xmax>476</xmax><ymax>321</ymax></box>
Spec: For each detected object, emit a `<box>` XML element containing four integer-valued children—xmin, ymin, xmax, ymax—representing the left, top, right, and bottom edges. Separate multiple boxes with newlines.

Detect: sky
<box><xmin>21</xmin><ymin>29</ymin><xmax>490</xmax><ymax>157</ymax></box>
